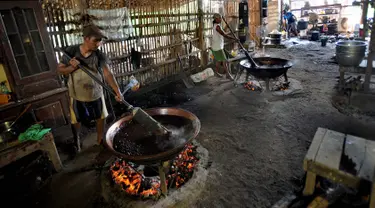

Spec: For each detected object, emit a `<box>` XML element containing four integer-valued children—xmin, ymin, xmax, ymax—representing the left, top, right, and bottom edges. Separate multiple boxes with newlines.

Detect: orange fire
<box><xmin>244</xmin><ymin>81</ymin><xmax>258</xmax><ymax>91</ymax></box>
<box><xmin>168</xmin><ymin>144</ymin><xmax>198</xmax><ymax>188</ymax></box>
<box><xmin>110</xmin><ymin>160</ymin><xmax>160</xmax><ymax>197</ymax></box>
<box><xmin>275</xmin><ymin>82</ymin><xmax>289</xmax><ymax>91</ymax></box>
<box><xmin>110</xmin><ymin>144</ymin><xmax>199</xmax><ymax>198</ymax></box>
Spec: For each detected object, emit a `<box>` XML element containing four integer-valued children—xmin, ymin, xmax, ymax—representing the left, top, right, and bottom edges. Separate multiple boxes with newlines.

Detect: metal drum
<box><xmin>336</xmin><ymin>40</ymin><xmax>367</xmax><ymax>67</ymax></box>
<box><xmin>268</xmin><ymin>33</ymin><xmax>281</xmax><ymax>45</ymax></box>
<box><xmin>297</xmin><ymin>21</ymin><xmax>308</xmax><ymax>30</ymax></box>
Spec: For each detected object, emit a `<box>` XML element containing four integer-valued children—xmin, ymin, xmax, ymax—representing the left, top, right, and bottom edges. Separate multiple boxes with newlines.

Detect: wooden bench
<box><xmin>303</xmin><ymin>127</ymin><xmax>375</xmax><ymax>207</ymax></box>
<box><xmin>0</xmin><ymin>132</ymin><xmax>63</xmax><ymax>172</ymax></box>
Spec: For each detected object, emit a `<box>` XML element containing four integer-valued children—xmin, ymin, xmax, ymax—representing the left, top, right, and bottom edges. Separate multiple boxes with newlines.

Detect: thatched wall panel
<box><xmin>42</xmin><ymin>0</ymin><xmax>239</xmax><ymax>92</ymax></box>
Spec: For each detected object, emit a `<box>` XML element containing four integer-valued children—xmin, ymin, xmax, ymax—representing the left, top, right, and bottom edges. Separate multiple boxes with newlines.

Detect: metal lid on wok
<box><xmin>104</xmin><ymin>108</ymin><xmax>201</xmax><ymax>164</ymax></box>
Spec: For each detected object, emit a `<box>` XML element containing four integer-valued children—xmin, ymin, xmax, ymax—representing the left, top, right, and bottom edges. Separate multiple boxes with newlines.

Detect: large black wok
<box><xmin>239</xmin><ymin>57</ymin><xmax>293</xmax><ymax>80</ymax></box>
<box><xmin>105</xmin><ymin>108</ymin><xmax>200</xmax><ymax>164</ymax></box>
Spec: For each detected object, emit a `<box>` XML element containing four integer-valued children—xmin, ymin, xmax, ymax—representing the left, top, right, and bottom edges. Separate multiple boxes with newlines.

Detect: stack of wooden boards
<box><xmin>303</xmin><ymin>127</ymin><xmax>375</xmax><ymax>207</ymax></box>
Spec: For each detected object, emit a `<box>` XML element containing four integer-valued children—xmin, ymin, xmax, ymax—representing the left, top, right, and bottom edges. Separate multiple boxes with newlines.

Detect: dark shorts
<box><xmin>69</xmin><ymin>97</ymin><xmax>108</xmax><ymax>124</ymax></box>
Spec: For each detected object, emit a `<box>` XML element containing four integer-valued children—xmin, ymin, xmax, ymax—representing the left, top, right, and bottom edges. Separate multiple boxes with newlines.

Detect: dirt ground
<box><xmin>30</xmin><ymin>40</ymin><xmax>375</xmax><ymax>208</ymax></box>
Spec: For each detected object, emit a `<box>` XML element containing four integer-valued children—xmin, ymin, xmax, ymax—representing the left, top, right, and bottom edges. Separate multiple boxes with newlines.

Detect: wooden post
<box><xmin>280</xmin><ymin>0</ymin><xmax>284</xmax><ymax>30</ymax></box>
<box><xmin>361</xmin><ymin>0</ymin><xmax>369</xmax><ymax>39</ymax></box>
<box><xmin>364</xmin><ymin>10</ymin><xmax>375</xmax><ymax>92</ymax></box>
<box><xmin>370</xmin><ymin>168</ymin><xmax>375</xmax><ymax>208</ymax></box>
<box><xmin>303</xmin><ymin>171</ymin><xmax>317</xmax><ymax>196</ymax></box>
<box><xmin>198</xmin><ymin>0</ymin><xmax>207</xmax><ymax>66</ymax></box>
<box><xmin>158</xmin><ymin>161</ymin><xmax>169</xmax><ymax>196</ymax></box>
<box><xmin>259</xmin><ymin>0</ymin><xmax>263</xmax><ymax>48</ymax></box>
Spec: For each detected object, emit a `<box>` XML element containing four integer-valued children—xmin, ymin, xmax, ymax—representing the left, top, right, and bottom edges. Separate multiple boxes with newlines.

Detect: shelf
<box><xmin>301</xmin><ymin>13</ymin><xmax>340</xmax><ymax>17</ymax></box>
<box><xmin>0</xmin><ymin>87</ymin><xmax>68</xmax><ymax>112</ymax></box>
<box><xmin>300</xmin><ymin>4</ymin><xmax>342</xmax><ymax>10</ymax></box>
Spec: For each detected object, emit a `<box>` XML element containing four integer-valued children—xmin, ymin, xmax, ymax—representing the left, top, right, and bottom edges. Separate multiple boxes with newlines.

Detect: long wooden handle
<box><xmin>56</xmin><ymin>48</ymin><xmax>134</xmax><ymax>110</ymax></box>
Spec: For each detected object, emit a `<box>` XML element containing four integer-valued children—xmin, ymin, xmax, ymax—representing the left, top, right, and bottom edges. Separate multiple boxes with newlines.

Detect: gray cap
<box><xmin>82</xmin><ymin>24</ymin><xmax>108</xmax><ymax>39</ymax></box>
<box><xmin>213</xmin><ymin>13</ymin><xmax>222</xmax><ymax>19</ymax></box>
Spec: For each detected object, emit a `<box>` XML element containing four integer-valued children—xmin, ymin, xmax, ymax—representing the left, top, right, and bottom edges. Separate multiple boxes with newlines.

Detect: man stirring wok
<box><xmin>57</xmin><ymin>25</ymin><xmax>123</xmax><ymax>152</ymax></box>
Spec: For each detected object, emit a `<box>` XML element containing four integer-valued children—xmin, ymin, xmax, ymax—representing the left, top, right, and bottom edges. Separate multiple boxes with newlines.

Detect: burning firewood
<box><xmin>273</xmin><ymin>81</ymin><xmax>290</xmax><ymax>91</ymax></box>
<box><xmin>109</xmin><ymin>144</ymin><xmax>199</xmax><ymax>199</ymax></box>
<box><xmin>244</xmin><ymin>81</ymin><xmax>262</xmax><ymax>91</ymax></box>
<box><xmin>167</xmin><ymin>144</ymin><xmax>199</xmax><ymax>189</ymax></box>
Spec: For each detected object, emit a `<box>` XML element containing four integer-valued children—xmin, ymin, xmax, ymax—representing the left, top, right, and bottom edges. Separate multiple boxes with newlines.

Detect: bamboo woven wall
<box><xmin>42</xmin><ymin>0</ymin><xmax>239</xmax><ymax>92</ymax></box>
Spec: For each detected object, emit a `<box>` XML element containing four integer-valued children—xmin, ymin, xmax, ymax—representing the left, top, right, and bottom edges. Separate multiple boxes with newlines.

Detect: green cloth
<box><xmin>18</xmin><ymin>124</ymin><xmax>51</xmax><ymax>142</ymax></box>
<box><xmin>212</xmin><ymin>49</ymin><xmax>227</xmax><ymax>62</ymax></box>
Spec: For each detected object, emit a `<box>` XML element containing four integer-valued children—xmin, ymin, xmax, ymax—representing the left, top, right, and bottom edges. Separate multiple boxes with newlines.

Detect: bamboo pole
<box><xmin>198</xmin><ymin>0</ymin><xmax>207</xmax><ymax>66</ymax></box>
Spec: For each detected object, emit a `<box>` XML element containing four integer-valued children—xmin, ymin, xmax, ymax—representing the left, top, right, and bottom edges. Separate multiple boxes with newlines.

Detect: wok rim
<box><xmin>104</xmin><ymin>107</ymin><xmax>201</xmax><ymax>163</ymax></box>
<box><xmin>239</xmin><ymin>57</ymin><xmax>294</xmax><ymax>69</ymax></box>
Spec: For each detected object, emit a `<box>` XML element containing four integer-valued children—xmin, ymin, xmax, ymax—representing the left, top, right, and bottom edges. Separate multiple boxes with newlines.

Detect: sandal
<box><xmin>215</xmin><ymin>71</ymin><xmax>224</xmax><ymax>77</ymax></box>
<box><xmin>226</xmin><ymin>73</ymin><xmax>234</xmax><ymax>80</ymax></box>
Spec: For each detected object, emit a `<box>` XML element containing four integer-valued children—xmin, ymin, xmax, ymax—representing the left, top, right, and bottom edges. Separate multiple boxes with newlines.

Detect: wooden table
<box><xmin>0</xmin><ymin>132</ymin><xmax>63</xmax><ymax>172</ymax></box>
<box><xmin>303</xmin><ymin>127</ymin><xmax>375</xmax><ymax>207</ymax></box>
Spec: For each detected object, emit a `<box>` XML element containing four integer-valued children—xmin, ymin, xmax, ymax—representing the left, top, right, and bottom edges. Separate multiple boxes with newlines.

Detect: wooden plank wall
<box><xmin>249</xmin><ymin>0</ymin><xmax>261</xmax><ymax>44</ymax></box>
<box><xmin>266</xmin><ymin>0</ymin><xmax>280</xmax><ymax>34</ymax></box>
<box><xmin>42</xmin><ymin>0</ymin><xmax>238</xmax><ymax>92</ymax></box>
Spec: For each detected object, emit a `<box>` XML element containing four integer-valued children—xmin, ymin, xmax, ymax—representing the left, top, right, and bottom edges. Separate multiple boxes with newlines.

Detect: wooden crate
<box><xmin>303</xmin><ymin>127</ymin><xmax>375</xmax><ymax>207</ymax></box>
<box><xmin>0</xmin><ymin>133</ymin><xmax>63</xmax><ymax>172</ymax></box>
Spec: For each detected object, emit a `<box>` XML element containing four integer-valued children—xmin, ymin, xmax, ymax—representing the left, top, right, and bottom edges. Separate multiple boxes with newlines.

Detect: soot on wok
<box><xmin>113</xmin><ymin>115</ymin><xmax>193</xmax><ymax>156</ymax></box>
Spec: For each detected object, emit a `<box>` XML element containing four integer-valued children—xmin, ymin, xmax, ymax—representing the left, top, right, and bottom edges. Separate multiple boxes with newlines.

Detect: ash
<box><xmin>285</xmin><ymin>39</ymin><xmax>321</xmax><ymax>52</ymax></box>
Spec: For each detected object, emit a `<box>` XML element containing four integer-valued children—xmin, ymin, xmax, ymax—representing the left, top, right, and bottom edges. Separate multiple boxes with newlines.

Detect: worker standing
<box><xmin>283</xmin><ymin>10</ymin><xmax>298</xmax><ymax>38</ymax></box>
<box><xmin>57</xmin><ymin>24</ymin><xmax>123</xmax><ymax>153</ymax></box>
<box><xmin>211</xmin><ymin>13</ymin><xmax>238</xmax><ymax>80</ymax></box>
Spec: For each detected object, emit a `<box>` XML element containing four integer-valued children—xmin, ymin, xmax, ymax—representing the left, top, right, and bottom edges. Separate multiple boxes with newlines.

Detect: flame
<box><xmin>110</xmin><ymin>144</ymin><xmax>199</xmax><ymax>198</ymax></box>
<box><xmin>244</xmin><ymin>81</ymin><xmax>258</xmax><ymax>91</ymax></box>
<box><xmin>275</xmin><ymin>82</ymin><xmax>289</xmax><ymax>91</ymax></box>
<box><xmin>140</xmin><ymin>181</ymin><xmax>160</xmax><ymax>197</ymax></box>
<box><xmin>110</xmin><ymin>160</ymin><xmax>160</xmax><ymax>197</ymax></box>
<box><xmin>167</xmin><ymin>144</ymin><xmax>199</xmax><ymax>188</ymax></box>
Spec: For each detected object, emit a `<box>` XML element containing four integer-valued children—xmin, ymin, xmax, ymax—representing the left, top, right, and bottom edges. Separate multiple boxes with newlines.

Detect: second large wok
<box><xmin>105</xmin><ymin>108</ymin><xmax>201</xmax><ymax>164</ymax></box>
<box><xmin>239</xmin><ymin>57</ymin><xmax>293</xmax><ymax>79</ymax></box>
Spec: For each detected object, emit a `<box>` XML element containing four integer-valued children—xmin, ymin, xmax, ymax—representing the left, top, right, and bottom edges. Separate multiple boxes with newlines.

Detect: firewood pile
<box><xmin>336</xmin><ymin>75</ymin><xmax>363</xmax><ymax>103</ymax></box>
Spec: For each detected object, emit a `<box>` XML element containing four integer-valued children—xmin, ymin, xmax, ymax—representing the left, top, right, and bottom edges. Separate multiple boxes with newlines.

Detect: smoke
<box><xmin>156</xmin><ymin>125</ymin><xmax>188</xmax><ymax>151</ymax></box>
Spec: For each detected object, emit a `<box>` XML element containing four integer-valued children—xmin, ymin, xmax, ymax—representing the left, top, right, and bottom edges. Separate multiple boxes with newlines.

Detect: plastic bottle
<box><xmin>122</xmin><ymin>76</ymin><xmax>139</xmax><ymax>95</ymax></box>
<box><xmin>0</xmin><ymin>81</ymin><xmax>10</xmax><ymax>94</ymax></box>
